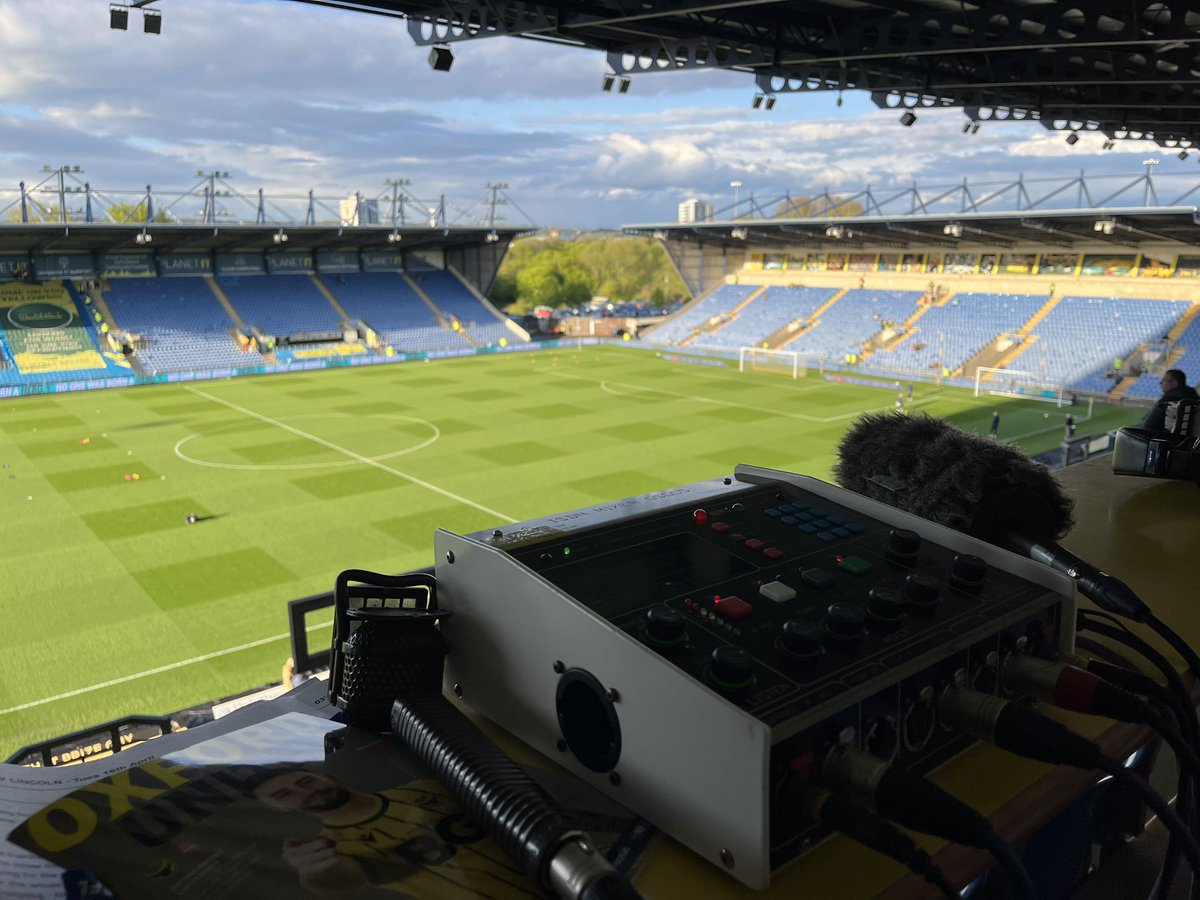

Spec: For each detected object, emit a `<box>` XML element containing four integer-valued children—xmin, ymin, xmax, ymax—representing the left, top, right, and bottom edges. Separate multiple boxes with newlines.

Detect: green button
<box><xmin>838</xmin><ymin>555</ymin><xmax>873</xmax><ymax>575</ymax></box>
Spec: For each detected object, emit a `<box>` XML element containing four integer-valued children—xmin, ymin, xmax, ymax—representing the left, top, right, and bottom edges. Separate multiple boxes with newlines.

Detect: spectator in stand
<box><xmin>1140</xmin><ymin>369</ymin><xmax>1199</xmax><ymax>432</ymax></box>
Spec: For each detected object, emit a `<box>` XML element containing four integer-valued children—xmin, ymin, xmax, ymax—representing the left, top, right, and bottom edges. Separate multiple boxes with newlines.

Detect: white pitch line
<box><xmin>0</xmin><ymin>620</ymin><xmax>334</xmax><ymax>717</ymax></box>
<box><xmin>186</xmin><ymin>386</ymin><xmax>516</xmax><ymax>523</ymax></box>
<box><xmin>551</xmin><ymin>370</ymin><xmax>887</xmax><ymax>424</ymax></box>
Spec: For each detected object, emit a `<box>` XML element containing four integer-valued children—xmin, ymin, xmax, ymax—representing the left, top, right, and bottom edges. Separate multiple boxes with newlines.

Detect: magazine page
<box><xmin>8</xmin><ymin>707</ymin><xmax>646</xmax><ymax>899</ymax></box>
<box><xmin>0</xmin><ymin>679</ymin><xmax>335</xmax><ymax>899</ymax></box>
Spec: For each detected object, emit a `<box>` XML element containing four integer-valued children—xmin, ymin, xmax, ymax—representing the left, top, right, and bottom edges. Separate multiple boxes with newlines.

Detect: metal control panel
<box><xmin>435</xmin><ymin>466</ymin><xmax>1076</xmax><ymax>888</ymax></box>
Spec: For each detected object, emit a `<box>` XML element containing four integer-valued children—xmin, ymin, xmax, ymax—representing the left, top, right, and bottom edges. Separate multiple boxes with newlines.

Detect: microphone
<box><xmin>833</xmin><ymin>412</ymin><xmax>1149</xmax><ymax>621</ymax></box>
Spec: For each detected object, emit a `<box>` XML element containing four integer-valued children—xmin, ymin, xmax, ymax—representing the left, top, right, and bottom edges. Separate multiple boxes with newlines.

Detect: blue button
<box><xmin>826</xmin><ymin>515</ymin><xmax>844</xmax><ymax>525</ymax></box>
<box><xmin>778</xmin><ymin>504</ymin><xmax>796</xmax><ymax>514</ymax></box>
<box><xmin>812</xmin><ymin>519</ymin><xmax>832</xmax><ymax>529</ymax></box>
<box><xmin>817</xmin><ymin>532</ymin><xmax>836</xmax><ymax>542</ymax></box>
<box><xmin>799</xmin><ymin>524</ymin><xmax>818</xmax><ymax>534</ymax></box>
<box><xmin>781</xmin><ymin>515</ymin><xmax>798</xmax><ymax>525</ymax></box>
<box><xmin>765</xmin><ymin>509</ymin><xmax>782</xmax><ymax>518</ymax></box>
<box><xmin>796</xmin><ymin>511</ymin><xmax>814</xmax><ymax>521</ymax></box>
<box><xmin>845</xmin><ymin>523</ymin><xmax>864</xmax><ymax>534</ymax></box>
<box><xmin>809</xmin><ymin>507</ymin><xmax>827</xmax><ymax>517</ymax></box>
<box><xmin>832</xmin><ymin>527</ymin><xmax>851</xmax><ymax>537</ymax></box>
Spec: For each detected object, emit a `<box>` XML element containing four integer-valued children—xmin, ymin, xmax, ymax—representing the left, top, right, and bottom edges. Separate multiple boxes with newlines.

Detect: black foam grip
<box><xmin>391</xmin><ymin>692</ymin><xmax>577</xmax><ymax>888</ymax></box>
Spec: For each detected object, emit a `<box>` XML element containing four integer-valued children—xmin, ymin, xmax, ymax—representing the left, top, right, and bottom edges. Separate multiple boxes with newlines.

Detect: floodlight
<box><xmin>602</xmin><ymin>74</ymin><xmax>615</xmax><ymax>92</ymax></box>
<box><xmin>1102</xmin><ymin>139</ymin><xmax>1115</xmax><ymax>150</ymax></box>
<box><xmin>1065</xmin><ymin>132</ymin><xmax>1080</xmax><ymax>145</ymax></box>
<box><xmin>618</xmin><ymin>77</ymin><xmax>631</xmax><ymax>94</ymax></box>
<box><xmin>752</xmin><ymin>94</ymin><xmax>763</xmax><ymax>109</ymax></box>
<box><xmin>428</xmin><ymin>45</ymin><xmax>453</xmax><ymax>72</ymax></box>
<box><xmin>143</xmin><ymin>9</ymin><xmax>161</xmax><ymax>34</ymax></box>
<box><xmin>109</xmin><ymin>4</ymin><xmax>128</xmax><ymax>30</ymax></box>
<box><xmin>764</xmin><ymin>96</ymin><xmax>776</xmax><ymax>110</ymax></box>
<box><xmin>135</xmin><ymin>230</ymin><xmax>152</xmax><ymax>244</ymax></box>
<box><xmin>971</xmin><ymin>123</ymin><xmax>980</xmax><ymax>134</ymax></box>
<box><xmin>962</xmin><ymin>121</ymin><xmax>971</xmax><ymax>133</ymax></box>
<box><xmin>1179</xmin><ymin>150</ymin><xmax>1189</xmax><ymax>161</ymax></box>
<box><xmin>899</xmin><ymin>110</ymin><xmax>917</xmax><ymax>127</ymax></box>
<box><xmin>486</xmin><ymin>231</ymin><xmax>500</xmax><ymax>243</ymax></box>
<box><xmin>387</xmin><ymin>230</ymin><xmax>402</xmax><ymax>243</ymax></box>
<box><xmin>273</xmin><ymin>230</ymin><xmax>288</xmax><ymax>244</ymax></box>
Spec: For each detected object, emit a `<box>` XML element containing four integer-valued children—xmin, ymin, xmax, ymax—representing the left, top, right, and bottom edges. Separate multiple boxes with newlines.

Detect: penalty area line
<box><xmin>0</xmin><ymin>620</ymin><xmax>334</xmax><ymax>717</ymax></box>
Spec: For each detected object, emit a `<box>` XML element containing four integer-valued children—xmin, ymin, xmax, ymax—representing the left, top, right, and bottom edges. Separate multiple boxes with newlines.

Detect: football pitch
<box><xmin>0</xmin><ymin>344</ymin><xmax>1142</xmax><ymax>757</ymax></box>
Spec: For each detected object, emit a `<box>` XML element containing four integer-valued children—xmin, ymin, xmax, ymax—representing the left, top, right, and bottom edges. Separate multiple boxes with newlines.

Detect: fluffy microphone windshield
<box><xmin>833</xmin><ymin>411</ymin><xmax>1074</xmax><ymax>544</ymax></box>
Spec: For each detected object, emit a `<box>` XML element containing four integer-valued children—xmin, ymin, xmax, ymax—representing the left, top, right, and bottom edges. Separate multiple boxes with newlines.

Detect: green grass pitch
<box><xmin>0</xmin><ymin>344</ymin><xmax>1142</xmax><ymax>756</ymax></box>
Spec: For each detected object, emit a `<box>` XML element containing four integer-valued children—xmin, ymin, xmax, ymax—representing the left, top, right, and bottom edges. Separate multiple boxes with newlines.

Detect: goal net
<box><xmin>973</xmin><ymin>366</ymin><xmax>1066</xmax><ymax>406</ymax></box>
<box><xmin>739</xmin><ymin>346</ymin><xmax>810</xmax><ymax>379</ymax></box>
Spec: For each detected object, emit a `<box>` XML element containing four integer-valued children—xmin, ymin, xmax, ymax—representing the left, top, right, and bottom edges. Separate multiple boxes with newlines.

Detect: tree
<box><xmin>105</xmin><ymin>200</ymin><xmax>171</xmax><ymax>223</ymax></box>
<box><xmin>512</xmin><ymin>252</ymin><xmax>593</xmax><ymax>311</ymax></box>
<box><xmin>773</xmin><ymin>195</ymin><xmax>865</xmax><ymax>218</ymax></box>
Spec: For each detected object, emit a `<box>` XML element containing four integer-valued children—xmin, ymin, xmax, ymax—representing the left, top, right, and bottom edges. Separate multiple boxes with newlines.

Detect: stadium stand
<box><xmin>783</xmin><ymin>288</ymin><xmax>922</xmax><ymax>362</ymax></box>
<box><xmin>868</xmin><ymin>292</ymin><xmax>1046</xmax><ymax>376</ymax></box>
<box><xmin>690</xmin><ymin>285</ymin><xmax>839</xmax><ymax>350</ymax></box>
<box><xmin>320</xmin><ymin>272</ymin><xmax>475</xmax><ymax>353</ymax></box>
<box><xmin>103</xmin><ymin>277</ymin><xmax>252</xmax><ymax>375</ymax></box>
<box><xmin>644</xmin><ymin>284</ymin><xmax>758</xmax><ymax>346</ymax></box>
<box><xmin>217</xmin><ymin>274</ymin><xmax>343</xmax><ymax>337</ymax></box>
<box><xmin>407</xmin><ymin>270</ymin><xmax>514</xmax><ymax>347</ymax></box>
<box><xmin>1117</xmin><ymin>311</ymin><xmax>1200</xmax><ymax>399</ymax></box>
<box><xmin>1012</xmin><ymin>295</ymin><xmax>1189</xmax><ymax>391</ymax></box>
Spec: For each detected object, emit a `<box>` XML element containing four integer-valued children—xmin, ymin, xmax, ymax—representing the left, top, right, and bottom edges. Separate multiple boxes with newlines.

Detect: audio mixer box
<box><xmin>434</xmin><ymin>465</ymin><xmax>1076</xmax><ymax>889</ymax></box>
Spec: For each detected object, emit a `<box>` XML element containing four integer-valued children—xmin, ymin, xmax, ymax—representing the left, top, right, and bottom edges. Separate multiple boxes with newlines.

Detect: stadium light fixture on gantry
<box><xmin>135</xmin><ymin>229</ymin><xmax>152</xmax><ymax>244</ymax></box>
<box><xmin>387</xmin><ymin>230</ymin><xmax>402</xmax><ymax>243</ymax></box>
<box><xmin>273</xmin><ymin>230</ymin><xmax>288</xmax><ymax>244</ymax></box>
<box><xmin>899</xmin><ymin>110</ymin><xmax>917</xmax><ymax>127</ymax></box>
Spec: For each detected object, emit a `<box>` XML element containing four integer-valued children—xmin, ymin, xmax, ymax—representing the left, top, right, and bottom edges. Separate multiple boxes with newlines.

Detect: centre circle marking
<box><xmin>173</xmin><ymin>413</ymin><xmax>441</xmax><ymax>471</ymax></box>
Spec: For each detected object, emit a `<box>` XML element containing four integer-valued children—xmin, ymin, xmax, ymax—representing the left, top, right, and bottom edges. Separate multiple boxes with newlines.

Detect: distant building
<box><xmin>340</xmin><ymin>195</ymin><xmax>380</xmax><ymax>226</ymax></box>
<box><xmin>677</xmin><ymin>198</ymin><xmax>714</xmax><ymax>224</ymax></box>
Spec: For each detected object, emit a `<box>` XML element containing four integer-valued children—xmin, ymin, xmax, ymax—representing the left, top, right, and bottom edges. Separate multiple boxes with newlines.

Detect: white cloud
<box><xmin>0</xmin><ymin>0</ymin><xmax>1193</xmax><ymax>228</ymax></box>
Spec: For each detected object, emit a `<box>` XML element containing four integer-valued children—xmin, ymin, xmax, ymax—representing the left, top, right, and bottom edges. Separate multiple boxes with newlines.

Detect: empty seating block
<box><xmin>693</xmin><ymin>286</ymin><xmax>840</xmax><ymax>350</ymax></box>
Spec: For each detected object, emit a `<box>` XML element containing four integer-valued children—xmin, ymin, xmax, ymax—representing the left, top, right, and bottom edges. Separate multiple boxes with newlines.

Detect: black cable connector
<box><xmin>940</xmin><ymin>687</ymin><xmax>1200</xmax><ymax>878</ymax></box>
<box><xmin>818</xmin><ymin>745</ymin><xmax>1037</xmax><ymax>900</ymax></box>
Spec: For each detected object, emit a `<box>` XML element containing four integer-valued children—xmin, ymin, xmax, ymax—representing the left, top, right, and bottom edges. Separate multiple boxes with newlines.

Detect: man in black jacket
<box><xmin>1141</xmin><ymin>369</ymin><xmax>1200</xmax><ymax>431</ymax></box>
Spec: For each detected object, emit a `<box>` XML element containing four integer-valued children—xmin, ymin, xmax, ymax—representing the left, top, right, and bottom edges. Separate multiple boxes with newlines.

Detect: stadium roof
<box><xmin>624</xmin><ymin>207</ymin><xmax>1200</xmax><ymax>251</ymax></box>
<box><xmin>282</xmin><ymin>0</ymin><xmax>1200</xmax><ymax>148</ymax></box>
<box><xmin>0</xmin><ymin>223</ymin><xmax>524</xmax><ymax>256</ymax></box>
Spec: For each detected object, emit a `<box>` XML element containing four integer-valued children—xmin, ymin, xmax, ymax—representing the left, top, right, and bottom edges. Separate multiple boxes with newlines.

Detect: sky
<box><xmin>0</xmin><ymin>0</ymin><xmax>1197</xmax><ymax>229</ymax></box>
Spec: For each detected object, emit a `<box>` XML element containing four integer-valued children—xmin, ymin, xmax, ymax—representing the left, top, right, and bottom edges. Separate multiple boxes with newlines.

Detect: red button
<box><xmin>711</xmin><ymin>521</ymin><xmax>730</xmax><ymax>533</ymax></box>
<box><xmin>714</xmin><ymin>595</ymin><xmax>752</xmax><ymax>620</ymax></box>
<box><xmin>745</xmin><ymin>538</ymin><xmax>765</xmax><ymax>551</ymax></box>
<box><xmin>693</xmin><ymin>509</ymin><xmax>708</xmax><ymax>525</ymax></box>
<box><xmin>763</xmin><ymin>547</ymin><xmax>784</xmax><ymax>560</ymax></box>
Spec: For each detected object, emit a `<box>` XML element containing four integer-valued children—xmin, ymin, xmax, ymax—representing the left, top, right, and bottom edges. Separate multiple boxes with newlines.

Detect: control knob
<box><xmin>903</xmin><ymin>573</ymin><xmax>941</xmax><ymax>616</ymax></box>
<box><xmin>824</xmin><ymin>602</ymin><xmax>866</xmax><ymax>646</ymax></box>
<box><xmin>708</xmin><ymin>646</ymin><xmax>754</xmax><ymax>691</ymax></box>
<box><xmin>866</xmin><ymin>587</ymin><xmax>904</xmax><ymax>631</ymax></box>
<box><xmin>951</xmin><ymin>554</ymin><xmax>988</xmax><ymax>591</ymax></box>
<box><xmin>780</xmin><ymin>619</ymin><xmax>823</xmax><ymax>659</ymax></box>
<box><xmin>886</xmin><ymin>528</ymin><xmax>921</xmax><ymax>563</ymax></box>
<box><xmin>645</xmin><ymin>604</ymin><xmax>686</xmax><ymax>647</ymax></box>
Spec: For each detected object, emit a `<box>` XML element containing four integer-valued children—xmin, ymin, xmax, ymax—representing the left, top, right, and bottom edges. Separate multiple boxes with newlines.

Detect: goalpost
<box><xmin>739</xmin><ymin>346</ymin><xmax>812</xmax><ymax>379</ymax></box>
<box><xmin>973</xmin><ymin>366</ymin><xmax>1067</xmax><ymax>406</ymax></box>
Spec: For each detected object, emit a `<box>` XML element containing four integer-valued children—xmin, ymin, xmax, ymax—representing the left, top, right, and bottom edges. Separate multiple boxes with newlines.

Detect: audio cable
<box><xmin>1012</xmin><ymin>650</ymin><xmax>1199</xmax><ymax>900</ymax></box>
<box><xmin>775</xmin><ymin>777</ymin><xmax>959</xmax><ymax>900</ymax></box>
<box><xmin>816</xmin><ymin>744</ymin><xmax>1038</xmax><ymax>900</ymax></box>
<box><xmin>939</xmin><ymin>687</ymin><xmax>1200</xmax><ymax>878</ymax></box>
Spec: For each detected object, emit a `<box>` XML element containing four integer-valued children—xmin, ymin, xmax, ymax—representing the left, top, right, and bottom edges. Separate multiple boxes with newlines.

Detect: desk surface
<box><xmin>632</xmin><ymin>459</ymin><xmax>1199</xmax><ymax>899</ymax></box>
